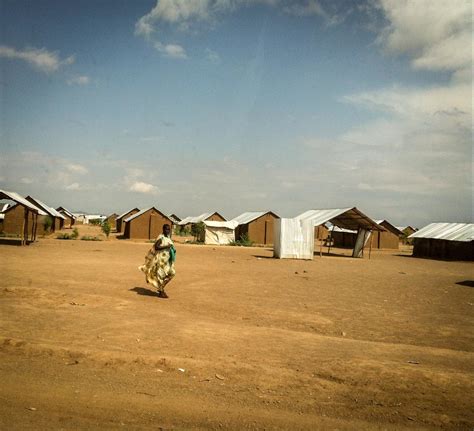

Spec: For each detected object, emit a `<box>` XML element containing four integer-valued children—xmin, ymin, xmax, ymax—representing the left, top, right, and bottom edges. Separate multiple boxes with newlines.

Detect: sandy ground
<box><xmin>0</xmin><ymin>225</ymin><xmax>473</xmax><ymax>430</ymax></box>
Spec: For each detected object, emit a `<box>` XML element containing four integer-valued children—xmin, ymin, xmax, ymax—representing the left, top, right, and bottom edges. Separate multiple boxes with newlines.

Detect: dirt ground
<box><xmin>0</xmin><ymin>224</ymin><xmax>473</xmax><ymax>430</ymax></box>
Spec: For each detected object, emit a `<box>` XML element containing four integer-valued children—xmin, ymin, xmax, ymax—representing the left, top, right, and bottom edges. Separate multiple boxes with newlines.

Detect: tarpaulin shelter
<box><xmin>409</xmin><ymin>223</ymin><xmax>474</xmax><ymax>261</ymax></box>
<box><xmin>275</xmin><ymin>207</ymin><xmax>383</xmax><ymax>259</ymax></box>
<box><xmin>202</xmin><ymin>220</ymin><xmax>238</xmax><ymax>245</ymax></box>
<box><xmin>0</xmin><ymin>189</ymin><xmax>47</xmax><ymax>245</ymax></box>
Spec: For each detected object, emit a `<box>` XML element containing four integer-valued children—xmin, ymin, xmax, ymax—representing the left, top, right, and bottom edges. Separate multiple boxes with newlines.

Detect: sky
<box><xmin>0</xmin><ymin>0</ymin><xmax>472</xmax><ymax>226</ymax></box>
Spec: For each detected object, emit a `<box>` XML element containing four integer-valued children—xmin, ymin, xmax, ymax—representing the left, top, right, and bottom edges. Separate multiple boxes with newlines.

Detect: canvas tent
<box><xmin>0</xmin><ymin>189</ymin><xmax>47</xmax><ymax>245</ymax></box>
<box><xmin>409</xmin><ymin>223</ymin><xmax>474</xmax><ymax>261</ymax></box>
<box><xmin>275</xmin><ymin>207</ymin><xmax>383</xmax><ymax>259</ymax></box>
<box><xmin>231</xmin><ymin>211</ymin><xmax>279</xmax><ymax>245</ymax></box>
<box><xmin>202</xmin><ymin>220</ymin><xmax>238</xmax><ymax>245</ymax></box>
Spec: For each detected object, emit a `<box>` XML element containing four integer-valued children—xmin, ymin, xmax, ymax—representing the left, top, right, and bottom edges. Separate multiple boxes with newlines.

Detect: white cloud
<box><xmin>67</xmin><ymin>75</ymin><xmax>90</xmax><ymax>86</ymax></box>
<box><xmin>65</xmin><ymin>183</ymin><xmax>81</xmax><ymax>191</ymax></box>
<box><xmin>66</xmin><ymin>163</ymin><xmax>88</xmax><ymax>175</ymax></box>
<box><xmin>154</xmin><ymin>42</ymin><xmax>187</xmax><ymax>59</ymax></box>
<box><xmin>135</xmin><ymin>0</ymin><xmax>342</xmax><ymax>57</ymax></box>
<box><xmin>375</xmin><ymin>0</ymin><xmax>472</xmax><ymax>74</ymax></box>
<box><xmin>129</xmin><ymin>181</ymin><xmax>159</xmax><ymax>194</ymax></box>
<box><xmin>0</xmin><ymin>45</ymin><xmax>75</xmax><ymax>74</ymax></box>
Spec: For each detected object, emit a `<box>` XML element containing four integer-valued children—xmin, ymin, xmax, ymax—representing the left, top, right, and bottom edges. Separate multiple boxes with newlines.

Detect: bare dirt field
<box><xmin>1</xmin><ymin>225</ymin><xmax>473</xmax><ymax>430</ymax></box>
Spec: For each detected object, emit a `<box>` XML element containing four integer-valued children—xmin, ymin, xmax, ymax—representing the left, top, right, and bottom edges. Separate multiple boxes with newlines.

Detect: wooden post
<box><xmin>22</xmin><ymin>208</ymin><xmax>28</xmax><ymax>245</ymax></box>
<box><xmin>368</xmin><ymin>229</ymin><xmax>373</xmax><ymax>260</ymax></box>
<box><xmin>327</xmin><ymin>225</ymin><xmax>335</xmax><ymax>255</ymax></box>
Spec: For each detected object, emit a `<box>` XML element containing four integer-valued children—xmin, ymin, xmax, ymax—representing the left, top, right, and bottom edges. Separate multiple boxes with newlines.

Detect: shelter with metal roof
<box><xmin>0</xmin><ymin>189</ymin><xmax>47</xmax><ymax>244</ymax></box>
<box><xmin>409</xmin><ymin>223</ymin><xmax>474</xmax><ymax>260</ymax></box>
<box><xmin>231</xmin><ymin>211</ymin><xmax>279</xmax><ymax>245</ymax></box>
<box><xmin>123</xmin><ymin>207</ymin><xmax>173</xmax><ymax>240</ymax></box>
<box><xmin>115</xmin><ymin>207</ymin><xmax>139</xmax><ymax>233</ymax></box>
<box><xmin>276</xmin><ymin>207</ymin><xmax>382</xmax><ymax>259</ymax></box>
<box><xmin>56</xmin><ymin>206</ymin><xmax>77</xmax><ymax>229</ymax></box>
<box><xmin>178</xmin><ymin>212</ymin><xmax>226</xmax><ymax>226</ymax></box>
<box><xmin>26</xmin><ymin>196</ymin><xmax>65</xmax><ymax>233</ymax></box>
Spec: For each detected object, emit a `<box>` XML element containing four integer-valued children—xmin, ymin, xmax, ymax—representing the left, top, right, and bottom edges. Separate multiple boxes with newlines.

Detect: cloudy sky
<box><xmin>0</xmin><ymin>0</ymin><xmax>472</xmax><ymax>226</ymax></box>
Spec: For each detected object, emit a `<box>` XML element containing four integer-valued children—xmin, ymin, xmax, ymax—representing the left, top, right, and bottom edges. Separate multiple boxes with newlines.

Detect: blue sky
<box><xmin>0</xmin><ymin>0</ymin><xmax>472</xmax><ymax>226</ymax></box>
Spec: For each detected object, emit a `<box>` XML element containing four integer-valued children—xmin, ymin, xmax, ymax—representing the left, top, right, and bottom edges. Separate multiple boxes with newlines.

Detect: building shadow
<box><xmin>456</xmin><ymin>280</ymin><xmax>474</xmax><ymax>288</ymax></box>
<box><xmin>0</xmin><ymin>238</ymin><xmax>32</xmax><ymax>246</ymax></box>
<box><xmin>130</xmin><ymin>287</ymin><xmax>159</xmax><ymax>297</ymax></box>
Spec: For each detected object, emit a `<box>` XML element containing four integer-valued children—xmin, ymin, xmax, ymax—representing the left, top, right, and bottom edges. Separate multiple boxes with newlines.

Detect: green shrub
<box><xmin>229</xmin><ymin>233</ymin><xmax>254</xmax><ymax>247</ymax></box>
<box><xmin>191</xmin><ymin>222</ymin><xmax>205</xmax><ymax>242</ymax></box>
<box><xmin>101</xmin><ymin>220</ymin><xmax>111</xmax><ymax>238</ymax></box>
<box><xmin>43</xmin><ymin>216</ymin><xmax>53</xmax><ymax>233</ymax></box>
<box><xmin>71</xmin><ymin>228</ymin><xmax>79</xmax><ymax>239</ymax></box>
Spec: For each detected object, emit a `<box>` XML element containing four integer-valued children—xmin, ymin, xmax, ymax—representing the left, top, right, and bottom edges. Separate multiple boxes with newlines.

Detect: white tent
<box><xmin>203</xmin><ymin>220</ymin><xmax>238</xmax><ymax>245</ymax></box>
<box><xmin>274</xmin><ymin>218</ymin><xmax>315</xmax><ymax>259</ymax></box>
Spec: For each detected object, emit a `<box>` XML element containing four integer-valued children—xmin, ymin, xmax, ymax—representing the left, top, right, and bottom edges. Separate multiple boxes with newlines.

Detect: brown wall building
<box><xmin>2</xmin><ymin>204</ymin><xmax>38</xmax><ymax>237</ymax></box>
<box><xmin>233</xmin><ymin>211</ymin><xmax>279</xmax><ymax>245</ymax></box>
<box><xmin>369</xmin><ymin>220</ymin><xmax>402</xmax><ymax>249</ymax></box>
<box><xmin>123</xmin><ymin>207</ymin><xmax>173</xmax><ymax>240</ymax></box>
<box><xmin>116</xmin><ymin>208</ymin><xmax>139</xmax><ymax>233</ymax></box>
<box><xmin>56</xmin><ymin>207</ymin><xmax>75</xmax><ymax>229</ymax></box>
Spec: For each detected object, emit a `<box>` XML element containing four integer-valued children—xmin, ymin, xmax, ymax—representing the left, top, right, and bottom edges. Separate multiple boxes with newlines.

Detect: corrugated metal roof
<box><xmin>204</xmin><ymin>220</ymin><xmax>238</xmax><ymax>229</ymax></box>
<box><xmin>178</xmin><ymin>212</ymin><xmax>223</xmax><ymax>225</ymax></box>
<box><xmin>124</xmin><ymin>207</ymin><xmax>152</xmax><ymax>222</ymax></box>
<box><xmin>0</xmin><ymin>189</ymin><xmax>47</xmax><ymax>215</ymax></box>
<box><xmin>27</xmin><ymin>196</ymin><xmax>66</xmax><ymax>219</ymax></box>
<box><xmin>1</xmin><ymin>203</ymin><xmax>11</xmax><ymax>213</ymax></box>
<box><xmin>123</xmin><ymin>207</ymin><xmax>171</xmax><ymax>223</ymax></box>
<box><xmin>408</xmin><ymin>223</ymin><xmax>474</xmax><ymax>242</ymax></box>
<box><xmin>57</xmin><ymin>206</ymin><xmax>76</xmax><ymax>219</ymax></box>
<box><xmin>296</xmin><ymin>207</ymin><xmax>383</xmax><ymax>231</ymax></box>
<box><xmin>374</xmin><ymin>220</ymin><xmax>403</xmax><ymax>235</ymax></box>
<box><xmin>231</xmin><ymin>211</ymin><xmax>269</xmax><ymax>225</ymax></box>
<box><xmin>117</xmin><ymin>208</ymin><xmax>139</xmax><ymax>220</ymax></box>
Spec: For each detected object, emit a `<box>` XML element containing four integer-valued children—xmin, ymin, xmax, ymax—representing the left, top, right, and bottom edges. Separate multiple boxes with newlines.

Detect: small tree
<box><xmin>191</xmin><ymin>222</ymin><xmax>205</xmax><ymax>242</ymax></box>
<box><xmin>71</xmin><ymin>227</ymin><xmax>79</xmax><ymax>239</ymax></box>
<box><xmin>43</xmin><ymin>216</ymin><xmax>53</xmax><ymax>233</ymax></box>
<box><xmin>101</xmin><ymin>220</ymin><xmax>111</xmax><ymax>238</ymax></box>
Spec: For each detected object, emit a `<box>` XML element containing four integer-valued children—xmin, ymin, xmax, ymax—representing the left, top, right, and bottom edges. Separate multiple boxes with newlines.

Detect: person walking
<box><xmin>139</xmin><ymin>224</ymin><xmax>176</xmax><ymax>298</ymax></box>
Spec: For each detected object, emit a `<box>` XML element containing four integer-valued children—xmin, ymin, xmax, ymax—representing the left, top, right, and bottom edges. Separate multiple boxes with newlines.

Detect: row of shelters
<box><xmin>0</xmin><ymin>190</ymin><xmax>76</xmax><ymax>245</ymax></box>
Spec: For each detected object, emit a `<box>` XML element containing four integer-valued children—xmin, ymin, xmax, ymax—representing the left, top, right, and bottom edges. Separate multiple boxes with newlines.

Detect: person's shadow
<box><xmin>130</xmin><ymin>287</ymin><xmax>159</xmax><ymax>297</ymax></box>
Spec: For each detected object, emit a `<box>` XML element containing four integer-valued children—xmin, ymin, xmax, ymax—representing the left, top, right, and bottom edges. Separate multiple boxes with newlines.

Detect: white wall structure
<box><xmin>274</xmin><ymin>218</ymin><xmax>315</xmax><ymax>260</ymax></box>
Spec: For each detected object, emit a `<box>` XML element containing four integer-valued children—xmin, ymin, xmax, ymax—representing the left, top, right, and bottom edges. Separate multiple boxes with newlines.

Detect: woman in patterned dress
<box><xmin>139</xmin><ymin>224</ymin><xmax>176</xmax><ymax>298</ymax></box>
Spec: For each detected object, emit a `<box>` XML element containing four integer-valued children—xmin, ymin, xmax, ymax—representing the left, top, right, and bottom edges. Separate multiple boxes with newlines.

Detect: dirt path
<box><xmin>1</xmin><ymin>227</ymin><xmax>473</xmax><ymax>429</ymax></box>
